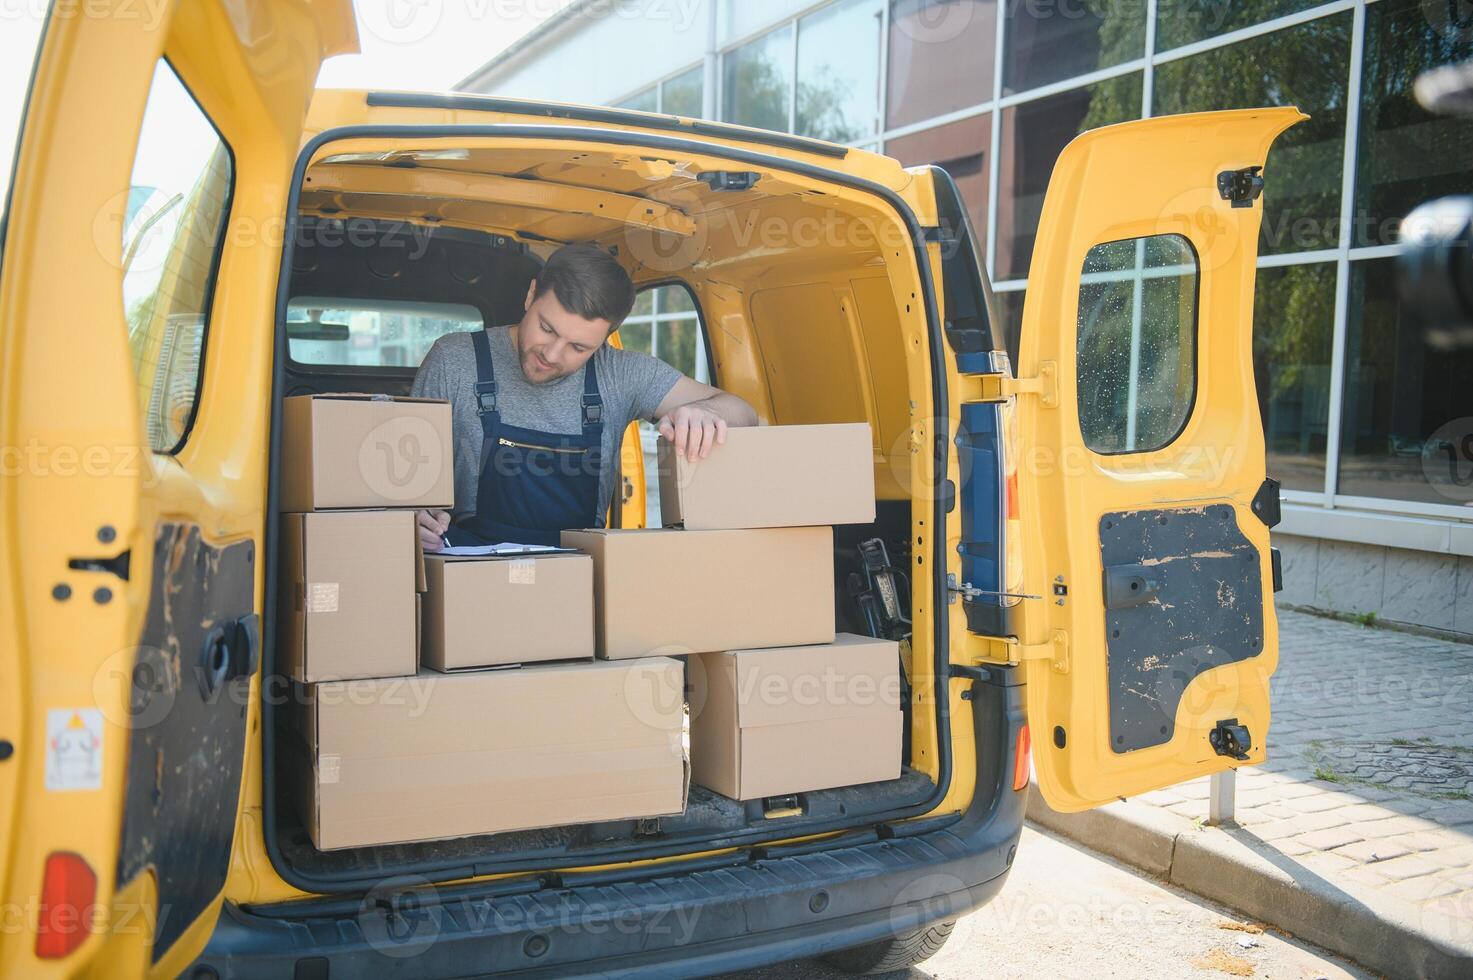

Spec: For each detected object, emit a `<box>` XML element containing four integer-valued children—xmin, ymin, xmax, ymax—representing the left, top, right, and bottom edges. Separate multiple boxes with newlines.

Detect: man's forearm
<box><xmin>697</xmin><ymin>390</ymin><xmax>758</xmax><ymax>427</ymax></box>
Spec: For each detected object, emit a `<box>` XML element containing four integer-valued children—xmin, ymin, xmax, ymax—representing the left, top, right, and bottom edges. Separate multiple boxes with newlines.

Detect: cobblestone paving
<box><xmin>1135</xmin><ymin>609</ymin><xmax>1473</xmax><ymax>943</ymax></box>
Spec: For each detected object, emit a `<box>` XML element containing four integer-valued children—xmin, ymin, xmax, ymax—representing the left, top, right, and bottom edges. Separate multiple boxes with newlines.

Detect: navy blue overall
<box><xmin>447</xmin><ymin>329</ymin><xmax>605</xmax><ymax>547</ymax></box>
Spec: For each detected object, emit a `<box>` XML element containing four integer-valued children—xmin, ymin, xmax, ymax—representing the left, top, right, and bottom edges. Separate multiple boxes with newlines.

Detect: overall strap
<box><xmin>471</xmin><ymin>328</ymin><xmax>499</xmax><ymax>428</ymax></box>
<box><xmin>580</xmin><ymin>353</ymin><xmax>604</xmax><ymax>431</ymax></box>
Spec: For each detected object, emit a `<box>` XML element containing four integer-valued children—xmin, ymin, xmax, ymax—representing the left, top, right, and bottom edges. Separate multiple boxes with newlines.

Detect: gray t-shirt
<box><xmin>410</xmin><ymin>325</ymin><xmax>682</xmax><ymax>522</ymax></box>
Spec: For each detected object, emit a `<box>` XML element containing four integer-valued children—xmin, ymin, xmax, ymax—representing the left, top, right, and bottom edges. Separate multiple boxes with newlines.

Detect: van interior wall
<box><xmin>268</xmin><ymin>146</ymin><xmax>941</xmax><ymax>882</ymax></box>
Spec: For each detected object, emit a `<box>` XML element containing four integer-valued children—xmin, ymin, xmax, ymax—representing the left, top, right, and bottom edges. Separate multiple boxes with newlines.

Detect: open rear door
<box><xmin>0</xmin><ymin>1</ymin><xmax>353</xmax><ymax>974</ymax></box>
<box><xmin>1013</xmin><ymin>108</ymin><xmax>1303</xmax><ymax>812</ymax></box>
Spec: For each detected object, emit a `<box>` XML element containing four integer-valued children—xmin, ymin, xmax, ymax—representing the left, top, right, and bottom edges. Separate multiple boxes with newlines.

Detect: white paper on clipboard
<box><xmin>439</xmin><ymin>542</ymin><xmax>572</xmax><ymax>557</ymax></box>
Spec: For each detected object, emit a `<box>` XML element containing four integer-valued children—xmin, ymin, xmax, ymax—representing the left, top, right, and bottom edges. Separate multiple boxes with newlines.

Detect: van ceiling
<box><xmin>297</xmin><ymin>144</ymin><xmax>894</xmax><ymax>282</ymax></box>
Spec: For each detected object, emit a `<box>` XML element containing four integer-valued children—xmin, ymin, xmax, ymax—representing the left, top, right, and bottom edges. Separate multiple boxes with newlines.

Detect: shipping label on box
<box><xmin>657</xmin><ymin>423</ymin><xmax>875</xmax><ymax>530</ymax></box>
<box><xmin>421</xmin><ymin>553</ymin><xmax>594</xmax><ymax>670</ymax></box>
<box><xmin>298</xmin><ymin>659</ymin><xmax>688</xmax><ymax>850</ymax></box>
<box><xmin>561</xmin><ymin>527</ymin><xmax>836</xmax><ymax>660</ymax></box>
<box><xmin>280</xmin><ymin>510</ymin><xmax>421</xmax><ymax>683</ymax></box>
<box><xmin>690</xmin><ymin>634</ymin><xmax>902</xmax><ymax>800</ymax></box>
<box><xmin>281</xmin><ymin>393</ymin><xmax>454</xmax><ymax>511</ymax></box>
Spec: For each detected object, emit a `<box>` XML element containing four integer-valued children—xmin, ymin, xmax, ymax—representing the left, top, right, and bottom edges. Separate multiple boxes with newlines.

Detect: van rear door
<box><xmin>0</xmin><ymin>1</ymin><xmax>353</xmax><ymax>974</ymax></box>
<box><xmin>1007</xmin><ymin>108</ymin><xmax>1303</xmax><ymax>811</ymax></box>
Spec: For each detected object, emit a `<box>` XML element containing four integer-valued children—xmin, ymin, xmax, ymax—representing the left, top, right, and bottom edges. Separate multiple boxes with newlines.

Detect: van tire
<box><xmin>820</xmin><ymin>921</ymin><xmax>955</xmax><ymax>974</ymax></box>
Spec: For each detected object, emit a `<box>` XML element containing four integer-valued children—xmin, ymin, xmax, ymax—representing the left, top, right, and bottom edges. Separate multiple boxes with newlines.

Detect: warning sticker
<box><xmin>45</xmin><ymin>708</ymin><xmax>104</xmax><ymax>792</ymax></box>
<box><xmin>319</xmin><ymin>755</ymin><xmax>341</xmax><ymax>784</ymax></box>
<box><xmin>508</xmin><ymin>559</ymin><xmax>536</xmax><ymax>585</ymax></box>
<box><xmin>307</xmin><ymin>582</ymin><xmax>340</xmax><ymax>613</ymax></box>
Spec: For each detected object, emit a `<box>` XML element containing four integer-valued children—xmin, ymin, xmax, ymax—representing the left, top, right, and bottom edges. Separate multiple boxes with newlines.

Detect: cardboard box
<box><xmin>561</xmin><ymin>527</ymin><xmax>836</xmax><ymax>660</ymax></box>
<box><xmin>281</xmin><ymin>393</ymin><xmax>454</xmax><ymax>510</ymax></box>
<box><xmin>691</xmin><ymin>634</ymin><xmax>902</xmax><ymax>800</ymax></box>
<box><xmin>422</xmin><ymin>553</ymin><xmax>594</xmax><ymax>670</ymax></box>
<box><xmin>657</xmin><ymin>423</ymin><xmax>875</xmax><ymax>530</ymax></box>
<box><xmin>280</xmin><ymin>510</ymin><xmax>421</xmax><ymax>682</ymax></box>
<box><xmin>297</xmin><ymin>659</ymin><xmax>688</xmax><ymax>850</ymax></box>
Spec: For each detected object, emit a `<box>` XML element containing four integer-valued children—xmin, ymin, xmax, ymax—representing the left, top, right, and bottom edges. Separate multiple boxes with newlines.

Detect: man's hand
<box><xmin>657</xmin><ymin>400</ymin><xmax>728</xmax><ymax>462</ymax></box>
<box><xmin>417</xmin><ymin>509</ymin><xmax>451</xmax><ymax>552</ymax></box>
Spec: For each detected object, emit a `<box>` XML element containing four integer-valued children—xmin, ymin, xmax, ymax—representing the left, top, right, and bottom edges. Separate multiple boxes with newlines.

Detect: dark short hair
<box><xmin>533</xmin><ymin>243</ymin><xmax>636</xmax><ymax>330</ymax></box>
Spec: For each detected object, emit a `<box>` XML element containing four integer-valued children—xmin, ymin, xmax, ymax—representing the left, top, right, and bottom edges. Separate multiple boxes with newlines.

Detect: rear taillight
<box><xmin>35</xmin><ymin>852</ymin><xmax>96</xmax><ymax>959</ymax></box>
<box><xmin>1012</xmin><ymin>724</ymin><xmax>1032</xmax><ymax>792</ymax></box>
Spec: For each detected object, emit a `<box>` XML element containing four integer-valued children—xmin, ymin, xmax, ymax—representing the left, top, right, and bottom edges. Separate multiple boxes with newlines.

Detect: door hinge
<box><xmin>1006</xmin><ymin>629</ymin><xmax>1069</xmax><ymax>673</ymax></box>
<box><xmin>1217</xmin><ymin>166</ymin><xmax>1264</xmax><ymax>209</ymax></box>
<box><xmin>958</xmin><ymin>361</ymin><xmax>1057</xmax><ymax>407</ymax></box>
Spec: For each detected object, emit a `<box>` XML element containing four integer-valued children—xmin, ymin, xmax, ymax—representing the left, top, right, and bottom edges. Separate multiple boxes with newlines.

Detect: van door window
<box><xmin>122</xmin><ymin>60</ymin><xmax>233</xmax><ymax>453</ymax></box>
<box><xmin>1076</xmin><ymin>233</ymin><xmax>1199</xmax><ymax>454</ymax></box>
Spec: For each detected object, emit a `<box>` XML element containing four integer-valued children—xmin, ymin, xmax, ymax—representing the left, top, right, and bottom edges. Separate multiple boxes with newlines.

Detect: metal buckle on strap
<box><xmin>475</xmin><ymin>380</ymin><xmax>498</xmax><ymax>414</ymax></box>
<box><xmin>581</xmin><ymin>394</ymin><xmax>602</xmax><ymax>426</ymax></box>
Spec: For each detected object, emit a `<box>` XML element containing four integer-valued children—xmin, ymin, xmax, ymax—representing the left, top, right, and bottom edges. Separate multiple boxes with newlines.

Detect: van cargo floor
<box><xmin>274</xmin><ymin>768</ymin><xmax>937</xmax><ymax>886</ymax></box>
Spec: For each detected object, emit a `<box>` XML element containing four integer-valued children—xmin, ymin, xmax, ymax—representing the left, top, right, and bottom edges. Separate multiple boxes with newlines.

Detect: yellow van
<box><xmin>0</xmin><ymin>0</ymin><xmax>1295</xmax><ymax>976</ymax></box>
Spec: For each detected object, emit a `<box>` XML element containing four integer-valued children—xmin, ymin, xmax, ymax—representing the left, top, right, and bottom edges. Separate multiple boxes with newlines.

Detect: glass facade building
<box><xmin>461</xmin><ymin>0</ymin><xmax>1473</xmax><ymax>633</ymax></box>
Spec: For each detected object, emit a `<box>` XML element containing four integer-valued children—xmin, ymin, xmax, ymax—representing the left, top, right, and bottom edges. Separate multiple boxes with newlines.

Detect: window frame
<box><xmin>131</xmin><ymin>57</ymin><xmax>237</xmax><ymax>457</ymax></box>
<box><xmin>1074</xmin><ymin>232</ymin><xmax>1202</xmax><ymax>458</ymax></box>
<box><xmin>620</xmin><ymin>278</ymin><xmax>714</xmax><ymax>383</ymax></box>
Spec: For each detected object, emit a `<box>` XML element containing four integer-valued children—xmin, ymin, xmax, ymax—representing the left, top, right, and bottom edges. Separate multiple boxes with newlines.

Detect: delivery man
<box><xmin>412</xmin><ymin>242</ymin><xmax>757</xmax><ymax>551</ymax></box>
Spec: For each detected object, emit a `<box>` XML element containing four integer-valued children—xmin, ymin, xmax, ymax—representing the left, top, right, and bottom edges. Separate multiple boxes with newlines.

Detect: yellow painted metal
<box><xmin>4</xmin><ymin>4</ymin><xmax>1297</xmax><ymax>955</ymax></box>
<box><xmin>0</xmin><ymin>0</ymin><xmax>353</xmax><ymax>974</ymax></box>
<box><xmin>304</xmin><ymin>163</ymin><xmax>699</xmax><ymax>236</ymax></box>
<box><xmin>1013</xmin><ymin>108</ymin><xmax>1304</xmax><ymax>812</ymax></box>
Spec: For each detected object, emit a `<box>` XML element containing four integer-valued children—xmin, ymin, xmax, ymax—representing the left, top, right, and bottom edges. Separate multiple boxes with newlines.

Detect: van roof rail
<box><xmin>363</xmin><ymin>92</ymin><xmax>852</xmax><ymax>161</ymax></box>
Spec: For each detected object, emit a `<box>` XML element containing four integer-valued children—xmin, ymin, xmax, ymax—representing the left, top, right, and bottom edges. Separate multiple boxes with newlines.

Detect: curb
<box><xmin>1026</xmin><ymin>787</ymin><xmax>1473</xmax><ymax>980</ymax></box>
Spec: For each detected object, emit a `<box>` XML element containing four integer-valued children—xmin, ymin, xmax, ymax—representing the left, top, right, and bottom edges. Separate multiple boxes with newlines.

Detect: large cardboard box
<box><xmin>296</xmin><ymin>659</ymin><xmax>688</xmax><ymax>850</ymax></box>
<box><xmin>657</xmin><ymin>423</ymin><xmax>876</xmax><ymax>530</ymax></box>
<box><xmin>280</xmin><ymin>510</ymin><xmax>421</xmax><ymax>682</ymax></box>
<box><xmin>691</xmin><ymin>634</ymin><xmax>902</xmax><ymax>800</ymax></box>
<box><xmin>422</xmin><ymin>553</ymin><xmax>594</xmax><ymax>670</ymax></box>
<box><xmin>281</xmin><ymin>393</ymin><xmax>454</xmax><ymax>510</ymax></box>
<box><xmin>561</xmin><ymin>527</ymin><xmax>836</xmax><ymax>660</ymax></box>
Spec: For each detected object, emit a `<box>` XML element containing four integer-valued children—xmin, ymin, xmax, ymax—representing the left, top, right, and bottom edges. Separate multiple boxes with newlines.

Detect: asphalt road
<box><xmin>723</xmin><ymin>827</ymin><xmax>1370</xmax><ymax>979</ymax></box>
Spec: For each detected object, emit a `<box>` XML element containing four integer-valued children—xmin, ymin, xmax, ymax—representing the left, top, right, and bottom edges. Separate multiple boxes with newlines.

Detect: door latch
<box><xmin>1217</xmin><ymin>166</ymin><xmax>1264</xmax><ymax>208</ymax></box>
<box><xmin>1210</xmin><ymin>718</ymin><xmax>1252</xmax><ymax>761</ymax></box>
<box><xmin>67</xmin><ymin>549</ymin><xmax>131</xmax><ymax>580</ymax></box>
<box><xmin>697</xmin><ymin>170</ymin><xmax>759</xmax><ymax>192</ymax></box>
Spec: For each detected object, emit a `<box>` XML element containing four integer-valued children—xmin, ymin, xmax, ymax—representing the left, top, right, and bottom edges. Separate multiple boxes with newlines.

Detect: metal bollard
<box><xmin>1208</xmin><ymin>768</ymin><xmax>1237</xmax><ymax>825</ymax></box>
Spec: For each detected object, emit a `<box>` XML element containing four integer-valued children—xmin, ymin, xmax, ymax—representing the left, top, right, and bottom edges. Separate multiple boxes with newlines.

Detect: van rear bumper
<box><xmin>193</xmin><ymin>668</ymin><xmax>1026</xmax><ymax>979</ymax></box>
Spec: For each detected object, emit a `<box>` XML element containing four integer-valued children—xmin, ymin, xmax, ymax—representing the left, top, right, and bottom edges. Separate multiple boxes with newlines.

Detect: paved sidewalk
<box><xmin>1030</xmin><ymin>608</ymin><xmax>1473</xmax><ymax>979</ymax></box>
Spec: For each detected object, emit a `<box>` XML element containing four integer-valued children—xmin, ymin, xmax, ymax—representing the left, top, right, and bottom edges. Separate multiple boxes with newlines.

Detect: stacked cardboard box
<box><xmin>280</xmin><ymin>394</ymin><xmax>685</xmax><ymax>850</ymax></box>
<box><xmin>279</xmin><ymin>393</ymin><xmax>453</xmax><ymax>682</ymax></box>
<box><xmin>293</xmin><ymin>659</ymin><xmax>687</xmax><ymax>850</ymax></box>
<box><xmin>420</xmin><ymin>552</ymin><xmax>594</xmax><ymax>669</ymax></box>
<box><xmin>567</xmin><ymin>422</ymin><xmax>904</xmax><ymax>801</ymax></box>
